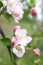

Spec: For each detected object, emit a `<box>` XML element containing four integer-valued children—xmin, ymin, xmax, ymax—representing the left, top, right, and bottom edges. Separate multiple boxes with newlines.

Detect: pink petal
<box><xmin>13</xmin><ymin>25</ymin><xmax>20</xmax><ymax>32</ymax></box>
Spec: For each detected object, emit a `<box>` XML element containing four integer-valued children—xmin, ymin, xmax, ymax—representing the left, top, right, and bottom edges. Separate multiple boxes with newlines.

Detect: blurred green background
<box><xmin>0</xmin><ymin>0</ymin><xmax>43</xmax><ymax>65</ymax></box>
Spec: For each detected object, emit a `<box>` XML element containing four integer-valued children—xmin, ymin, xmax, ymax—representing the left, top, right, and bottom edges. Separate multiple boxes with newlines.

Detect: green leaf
<box><xmin>0</xmin><ymin>38</ymin><xmax>11</xmax><ymax>46</ymax></box>
<box><xmin>0</xmin><ymin>1</ymin><xmax>3</xmax><ymax>8</ymax></box>
<box><xmin>26</xmin><ymin>45</ymin><xmax>31</xmax><ymax>49</ymax></box>
<box><xmin>29</xmin><ymin>0</ymin><xmax>35</xmax><ymax>8</ymax></box>
<box><xmin>0</xmin><ymin>44</ymin><xmax>12</xmax><ymax>65</ymax></box>
<box><xmin>4</xmin><ymin>13</ymin><xmax>12</xmax><ymax>22</ymax></box>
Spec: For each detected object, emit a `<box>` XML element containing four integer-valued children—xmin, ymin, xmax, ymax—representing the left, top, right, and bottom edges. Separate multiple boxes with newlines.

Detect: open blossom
<box><xmin>1</xmin><ymin>0</ymin><xmax>24</xmax><ymax>23</ymax></box>
<box><xmin>11</xmin><ymin>26</ymin><xmax>32</xmax><ymax>58</ymax></box>
<box><xmin>11</xmin><ymin>29</ymin><xmax>32</xmax><ymax>46</ymax></box>
<box><xmin>13</xmin><ymin>45</ymin><xmax>25</xmax><ymax>58</ymax></box>
<box><xmin>12</xmin><ymin>5</ymin><xmax>24</xmax><ymax>23</ymax></box>
<box><xmin>15</xmin><ymin>29</ymin><xmax>32</xmax><ymax>46</ymax></box>
<box><xmin>33</xmin><ymin>48</ymin><xmax>40</xmax><ymax>56</ymax></box>
<box><xmin>12</xmin><ymin>26</ymin><xmax>32</xmax><ymax>46</ymax></box>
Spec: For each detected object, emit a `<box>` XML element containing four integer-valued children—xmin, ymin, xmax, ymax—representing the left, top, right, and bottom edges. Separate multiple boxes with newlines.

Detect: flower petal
<box><xmin>19</xmin><ymin>36</ymin><xmax>32</xmax><ymax>46</ymax></box>
<box><xmin>13</xmin><ymin>46</ymin><xmax>25</xmax><ymax>58</ymax></box>
<box><xmin>15</xmin><ymin>29</ymin><xmax>27</xmax><ymax>37</ymax></box>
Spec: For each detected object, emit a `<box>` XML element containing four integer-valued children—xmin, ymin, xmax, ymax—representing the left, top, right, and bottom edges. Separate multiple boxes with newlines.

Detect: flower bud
<box><xmin>31</xmin><ymin>8</ymin><xmax>37</xmax><ymax>16</ymax></box>
<box><xmin>13</xmin><ymin>25</ymin><xmax>20</xmax><ymax>32</ymax></box>
<box><xmin>33</xmin><ymin>48</ymin><xmax>40</xmax><ymax>56</ymax></box>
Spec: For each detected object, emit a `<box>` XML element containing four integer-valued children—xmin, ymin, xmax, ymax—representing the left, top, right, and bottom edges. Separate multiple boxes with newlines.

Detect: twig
<box><xmin>0</xmin><ymin>26</ymin><xmax>17</xmax><ymax>65</ymax></box>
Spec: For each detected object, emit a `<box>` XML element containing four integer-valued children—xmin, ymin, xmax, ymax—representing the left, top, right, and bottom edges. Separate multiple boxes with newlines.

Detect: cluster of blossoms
<box><xmin>29</xmin><ymin>0</ymin><xmax>42</xmax><ymax>21</ymax></box>
<box><xmin>11</xmin><ymin>25</ymin><xmax>32</xmax><ymax>58</ymax></box>
<box><xmin>1</xmin><ymin>0</ymin><xmax>24</xmax><ymax>23</ymax></box>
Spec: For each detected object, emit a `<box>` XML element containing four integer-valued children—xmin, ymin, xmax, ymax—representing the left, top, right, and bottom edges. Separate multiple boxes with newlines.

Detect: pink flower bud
<box><xmin>11</xmin><ymin>37</ymin><xmax>17</xmax><ymax>45</ymax></box>
<box><xmin>33</xmin><ymin>48</ymin><xmax>40</xmax><ymax>56</ymax></box>
<box><xmin>31</xmin><ymin>8</ymin><xmax>37</xmax><ymax>16</ymax></box>
<box><xmin>13</xmin><ymin>25</ymin><xmax>20</xmax><ymax>32</ymax></box>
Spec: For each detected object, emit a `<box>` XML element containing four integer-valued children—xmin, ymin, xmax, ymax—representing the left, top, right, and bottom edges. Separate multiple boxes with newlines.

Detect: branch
<box><xmin>0</xmin><ymin>26</ymin><xmax>17</xmax><ymax>65</ymax></box>
<box><xmin>0</xmin><ymin>26</ymin><xmax>6</xmax><ymax>38</ymax></box>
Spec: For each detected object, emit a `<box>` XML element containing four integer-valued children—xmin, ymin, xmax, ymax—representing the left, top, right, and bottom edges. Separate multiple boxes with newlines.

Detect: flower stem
<box><xmin>0</xmin><ymin>26</ymin><xmax>17</xmax><ymax>65</ymax></box>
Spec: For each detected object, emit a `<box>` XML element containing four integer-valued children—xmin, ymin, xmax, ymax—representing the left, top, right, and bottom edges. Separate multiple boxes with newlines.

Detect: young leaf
<box><xmin>0</xmin><ymin>38</ymin><xmax>11</xmax><ymax>46</ymax></box>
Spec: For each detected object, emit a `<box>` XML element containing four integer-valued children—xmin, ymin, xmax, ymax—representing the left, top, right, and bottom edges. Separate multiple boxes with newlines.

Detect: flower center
<box><xmin>18</xmin><ymin>36</ymin><xmax>23</xmax><ymax>40</ymax></box>
<box><xmin>16</xmin><ymin>45</ymin><xmax>21</xmax><ymax>51</ymax></box>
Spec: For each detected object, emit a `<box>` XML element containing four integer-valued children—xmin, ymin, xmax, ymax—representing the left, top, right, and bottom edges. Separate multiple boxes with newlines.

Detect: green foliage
<box><xmin>0</xmin><ymin>38</ymin><xmax>11</xmax><ymax>46</ymax></box>
<box><xmin>0</xmin><ymin>1</ymin><xmax>3</xmax><ymax>8</ymax></box>
<box><xmin>29</xmin><ymin>0</ymin><xmax>35</xmax><ymax>8</ymax></box>
<box><xmin>0</xmin><ymin>44</ymin><xmax>12</xmax><ymax>65</ymax></box>
<box><xmin>4</xmin><ymin>13</ymin><xmax>12</xmax><ymax>21</ymax></box>
<box><xmin>26</xmin><ymin>44</ymin><xmax>31</xmax><ymax>49</ymax></box>
<box><xmin>36</xmin><ymin>38</ymin><xmax>43</xmax><ymax>51</ymax></box>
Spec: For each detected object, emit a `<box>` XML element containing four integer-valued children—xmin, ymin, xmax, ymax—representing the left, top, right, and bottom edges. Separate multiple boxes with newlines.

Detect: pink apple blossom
<box><xmin>12</xmin><ymin>26</ymin><xmax>32</xmax><ymax>46</ymax></box>
<box><xmin>12</xmin><ymin>5</ymin><xmax>24</xmax><ymax>23</ymax></box>
<box><xmin>1</xmin><ymin>0</ymin><xmax>24</xmax><ymax>23</ymax></box>
<box><xmin>11</xmin><ymin>26</ymin><xmax>32</xmax><ymax>58</ymax></box>
<box><xmin>15</xmin><ymin>28</ymin><xmax>32</xmax><ymax>46</ymax></box>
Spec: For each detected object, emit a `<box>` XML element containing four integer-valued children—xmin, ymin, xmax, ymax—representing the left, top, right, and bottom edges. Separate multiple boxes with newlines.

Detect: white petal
<box><xmin>19</xmin><ymin>36</ymin><xmax>32</xmax><ymax>46</ymax></box>
<box><xmin>7</xmin><ymin>6</ymin><xmax>12</xmax><ymax>14</ymax></box>
<box><xmin>15</xmin><ymin>29</ymin><xmax>27</xmax><ymax>37</ymax></box>
<box><xmin>37</xmin><ymin>14</ymin><xmax>42</xmax><ymax>21</ymax></box>
<box><xmin>9</xmin><ymin>0</ymin><xmax>15</xmax><ymax>3</ymax></box>
<box><xmin>2</xmin><ymin>1</ymin><xmax>7</xmax><ymax>7</ymax></box>
<box><xmin>13</xmin><ymin>46</ymin><xmax>25</xmax><ymax>58</ymax></box>
<box><xmin>35</xmin><ymin>0</ymin><xmax>42</xmax><ymax>7</ymax></box>
<box><xmin>13</xmin><ymin>16</ymin><xmax>19</xmax><ymax>23</ymax></box>
<box><xmin>35</xmin><ymin>7</ymin><xmax>42</xmax><ymax>21</ymax></box>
